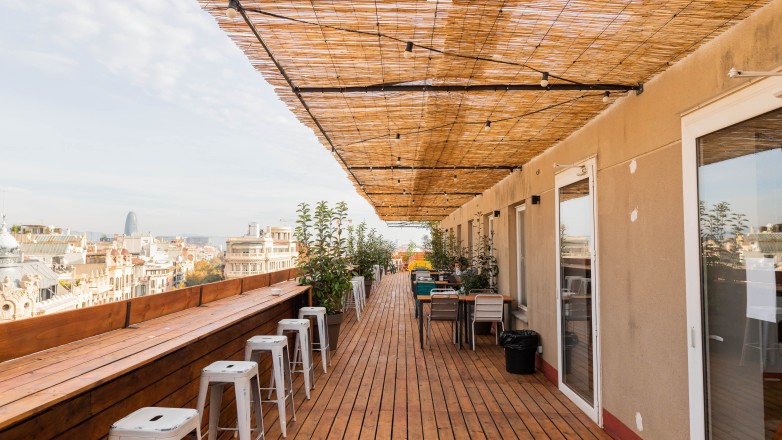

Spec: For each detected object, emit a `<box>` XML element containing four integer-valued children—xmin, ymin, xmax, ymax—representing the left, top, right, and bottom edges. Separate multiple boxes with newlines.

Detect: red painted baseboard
<box><xmin>537</xmin><ymin>354</ymin><xmax>558</xmax><ymax>386</ymax></box>
<box><xmin>603</xmin><ymin>409</ymin><xmax>643</xmax><ymax>440</ymax></box>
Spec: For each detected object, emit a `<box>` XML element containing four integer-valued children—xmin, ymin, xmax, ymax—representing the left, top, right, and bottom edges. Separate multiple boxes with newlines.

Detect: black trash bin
<box><xmin>500</xmin><ymin>330</ymin><xmax>539</xmax><ymax>374</ymax></box>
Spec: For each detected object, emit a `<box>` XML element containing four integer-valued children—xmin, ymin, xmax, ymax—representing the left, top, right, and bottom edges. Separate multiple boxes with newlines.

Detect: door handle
<box><xmin>709</xmin><ymin>335</ymin><xmax>724</xmax><ymax>342</ymax></box>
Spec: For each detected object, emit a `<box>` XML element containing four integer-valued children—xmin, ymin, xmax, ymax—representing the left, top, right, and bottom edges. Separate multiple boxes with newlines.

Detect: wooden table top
<box><xmin>0</xmin><ymin>281</ymin><xmax>311</xmax><ymax>430</ymax></box>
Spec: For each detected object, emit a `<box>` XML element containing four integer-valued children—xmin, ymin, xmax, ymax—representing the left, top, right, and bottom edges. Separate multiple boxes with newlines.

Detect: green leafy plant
<box><xmin>347</xmin><ymin>221</ymin><xmax>395</xmax><ymax>281</ymax></box>
<box><xmin>295</xmin><ymin>201</ymin><xmax>352</xmax><ymax>315</ymax></box>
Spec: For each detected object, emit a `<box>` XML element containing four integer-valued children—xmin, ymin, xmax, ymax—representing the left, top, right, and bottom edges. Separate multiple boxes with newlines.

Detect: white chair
<box><xmin>196</xmin><ymin>361</ymin><xmax>264</xmax><ymax>440</ymax></box>
<box><xmin>109</xmin><ymin>407</ymin><xmax>201</xmax><ymax>440</ymax></box>
<box><xmin>275</xmin><ymin>319</ymin><xmax>314</xmax><ymax>399</ymax></box>
<box><xmin>245</xmin><ymin>335</ymin><xmax>295</xmax><ymax>438</ymax></box>
<box><xmin>298</xmin><ymin>306</ymin><xmax>331</xmax><ymax>373</ymax></box>
<box><xmin>472</xmin><ymin>294</ymin><xmax>505</xmax><ymax>351</ymax></box>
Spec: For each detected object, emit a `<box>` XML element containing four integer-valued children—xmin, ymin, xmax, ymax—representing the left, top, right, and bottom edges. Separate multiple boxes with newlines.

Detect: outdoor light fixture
<box><xmin>553</xmin><ymin>162</ymin><xmax>586</xmax><ymax>175</ymax></box>
<box><xmin>226</xmin><ymin>0</ymin><xmax>239</xmax><ymax>18</ymax></box>
<box><xmin>603</xmin><ymin>91</ymin><xmax>610</xmax><ymax>103</ymax></box>
<box><xmin>404</xmin><ymin>42</ymin><xmax>413</xmax><ymax>59</ymax></box>
<box><xmin>540</xmin><ymin>72</ymin><xmax>549</xmax><ymax>88</ymax></box>
<box><xmin>484</xmin><ymin>120</ymin><xmax>491</xmax><ymax>131</ymax></box>
<box><xmin>493</xmin><ymin>210</ymin><xmax>500</xmax><ymax>217</ymax></box>
<box><xmin>531</xmin><ymin>195</ymin><xmax>540</xmax><ymax>205</ymax></box>
<box><xmin>728</xmin><ymin>67</ymin><xmax>782</xmax><ymax>78</ymax></box>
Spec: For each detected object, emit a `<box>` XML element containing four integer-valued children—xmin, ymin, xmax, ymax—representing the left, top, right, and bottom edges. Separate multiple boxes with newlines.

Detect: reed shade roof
<box><xmin>198</xmin><ymin>0</ymin><xmax>768</xmax><ymax>221</ymax></box>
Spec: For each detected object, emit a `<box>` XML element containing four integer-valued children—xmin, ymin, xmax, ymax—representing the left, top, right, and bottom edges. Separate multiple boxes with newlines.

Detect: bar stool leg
<box><xmin>196</xmin><ymin>375</ymin><xmax>210</xmax><ymax>432</ymax></box>
<box><xmin>250</xmin><ymin>373</ymin><xmax>264</xmax><ymax>440</ymax></box>
<box><xmin>284</xmin><ymin>345</ymin><xmax>296</xmax><ymax>421</ymax></box>
<box><xmin>318</xmin><ymin>314</ymin><xmax>329</xmax><ymax>371</ymax></box>
<box><xmin>208</xmin><ymin>383</ymin><xmax>224</xmax><ymax>440</ymax></box>
<box><xmin>301</xmin><ymin>330</ymin><xmax>314</xmax><ymax>394</ymax></box>
<box><xmin>235</xmin><ymin>381</ymin><xmax>251</xmax><ymax>440</ymax></box>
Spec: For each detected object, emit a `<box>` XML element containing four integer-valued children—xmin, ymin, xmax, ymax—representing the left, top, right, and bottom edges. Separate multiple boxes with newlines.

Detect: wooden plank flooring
<box><xmin>255</xmin><ymin>272</ymin><xmax>610</xmax><ymax>439</ymax></box>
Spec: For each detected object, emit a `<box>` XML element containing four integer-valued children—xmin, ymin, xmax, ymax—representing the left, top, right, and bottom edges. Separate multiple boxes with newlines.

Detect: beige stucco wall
<box><xmin>440</xmin><ymin>1</ymin><xmax>782</xmax><ymax>438</ymax></box>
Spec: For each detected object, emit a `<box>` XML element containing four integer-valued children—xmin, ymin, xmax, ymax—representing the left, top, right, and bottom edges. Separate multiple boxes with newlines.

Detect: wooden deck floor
<box><xmin>258</xmin><ymin>272</ymin><xmax>610</xmax><ymax>439</ymax></box>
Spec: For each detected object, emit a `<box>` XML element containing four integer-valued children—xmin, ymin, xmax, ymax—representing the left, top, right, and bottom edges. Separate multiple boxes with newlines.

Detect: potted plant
<box><xmin>347</xmin><ymin>221</ymin><xmax>380</xmax><ymax>297</ymax></box>
<box><xmin>295</xmin><ymin>201</ymin><xmax>352</xmax><ymax>350</ymax></box>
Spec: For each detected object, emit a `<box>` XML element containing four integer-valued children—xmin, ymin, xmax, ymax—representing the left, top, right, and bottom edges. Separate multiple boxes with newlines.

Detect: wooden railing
<box><xmin>0</xmin><ymin>268</ymin><xmax>301</xmax><ymax>363</ymax></box>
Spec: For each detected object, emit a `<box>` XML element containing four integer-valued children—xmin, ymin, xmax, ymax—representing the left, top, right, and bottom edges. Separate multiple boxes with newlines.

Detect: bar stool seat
<box><xmin>196</xmin><ymin>361</ymin><xmax>264</xmax><ymax>440</ymax></box>
<box><xmin>276</xmin><ymin>319</ymin><xmax>314</xmax><ymax>399</ymax></box>
<box><xmin>245</xmin><ymin>335</ymin><xmax>296</xmax><ymax>438</ymax></box>
<box><xmin>298</xmin><ymin>307</ymin><xmax>330</xmax><ymax>373</ymax></box>
<box><xmin>109</xmin><ymin>407</ymin><xmax>200</xmax><ymax>440</ymax></box>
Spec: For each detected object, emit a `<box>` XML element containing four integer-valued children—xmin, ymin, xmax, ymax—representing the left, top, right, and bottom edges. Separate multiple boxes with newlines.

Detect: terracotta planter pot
<box><xmin>327</xmin><ymin>312</ymin><xmax>344</xmax><ymax>351</ymax></box>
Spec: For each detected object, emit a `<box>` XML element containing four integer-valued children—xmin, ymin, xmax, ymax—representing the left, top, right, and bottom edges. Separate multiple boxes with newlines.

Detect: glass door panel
<box><xmin>556</xmin><ymin>162</ymin><xmax>598</xmax><ymax>418</ymax></box>
<box><xmin>697</xmin><ymin>107</ymin><xmax>782</xmax><ymax>439</ymax></box>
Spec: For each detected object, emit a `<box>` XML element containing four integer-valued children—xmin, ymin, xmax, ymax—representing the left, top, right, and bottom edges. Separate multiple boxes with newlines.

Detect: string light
<box><xmin>484</xmin><ymin>120</ymin><xmax>491</xmax><ymax>131</ymax></box>
<box><xmin>540</xmin><ymin>72</ymin><xmax>549</xmax><ymax>87</ymax></box>
<box><xmin>603</xmin><ymin>91</ymin><xmax>610</xmax><ymax>103</ymax></box>
<box><xmin>394</xmin><ymin>133</ymin><xmax>401</xmax><ymax>141</ymax></box>
<box><xmin>453</xmin><ymin>174</ymin><xmax>458</xmax><ymax>182</ymax></box>
<box><xmin>404</xmin><ymin>42</ymin><xmax>413</xmax><ymax>59</ymax></box>
<box><xmin>396</xmin><ymin>156</ymin><xmax>401</xmax><ymax>166</ymax></box>
<box><xmin>226</xmin><ymin>0</ymin><xmax>238</xmax><ymax>18</ymax></box>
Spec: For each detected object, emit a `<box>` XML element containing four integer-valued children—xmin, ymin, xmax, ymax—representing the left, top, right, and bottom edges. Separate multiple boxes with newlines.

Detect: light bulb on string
<box><xmin>226</xmin><ymin>0</ymin><xmax>238</xmax><ymax>18</ymax></box>
<box><xmin>540</xmin><ymin>72</ymin><xmax>549</xmax><ymax>88</ymax></box>
<box><xmin>484</xmin><ymin>120</ymin><xmax>491</xmax><ymax>131</ymax></box>
<box><xmin>603</xmin><ymin>91</ymin><xmax>610</xmax><ymax>104</ymax></box>
<box><xmin>404</xmin><ymin>42</ymin><xmax>413</xmax><ymax>59</ymax></box>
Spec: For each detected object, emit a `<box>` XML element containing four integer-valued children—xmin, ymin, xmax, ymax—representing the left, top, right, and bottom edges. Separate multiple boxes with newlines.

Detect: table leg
<box><xmin>418</xmin><ymin>299</ymin><xmax>423</xmax><ymax>348</ymax></box>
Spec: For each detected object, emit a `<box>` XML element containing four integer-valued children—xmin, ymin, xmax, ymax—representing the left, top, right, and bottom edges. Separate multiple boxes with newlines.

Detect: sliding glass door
<box><xmin>555</xmin><ymin>158</ymin><xmax>600</xmax><ymax>422</ymax></box>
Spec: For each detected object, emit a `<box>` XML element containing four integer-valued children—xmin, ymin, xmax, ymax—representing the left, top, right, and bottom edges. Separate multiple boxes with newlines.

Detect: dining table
<box><xmin>416</xmin><ymin>294</ymin><xmax>512</xmax><ymax>349</ymax></box>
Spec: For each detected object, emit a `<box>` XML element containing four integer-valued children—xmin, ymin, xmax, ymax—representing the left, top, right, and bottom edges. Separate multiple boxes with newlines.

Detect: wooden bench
<box><xmin>0</xmin><ymin>277</ymin><xmax>310</xmax><ymax>439</ymax></box>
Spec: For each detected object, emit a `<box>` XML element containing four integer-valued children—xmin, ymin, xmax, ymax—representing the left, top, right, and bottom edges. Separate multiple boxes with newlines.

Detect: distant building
<box><xmin>224</xmin><ymin>223</ymin><xmax>296</xmax><ymax>279</ymax></box>
<box><xmin>0</xmin><ymin>215</ymin><xmax>39</xmax><ymax>321</ymax></box>
<box><xmin>124</xmin><ymin>211</ymin><xmax>139</xmax><ymax>236</ymax></box>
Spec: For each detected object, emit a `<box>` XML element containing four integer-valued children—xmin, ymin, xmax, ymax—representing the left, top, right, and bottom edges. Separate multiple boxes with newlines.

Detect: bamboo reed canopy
<box><xmin>198</xmin><ymin>0</ymin><xmax>768</xmax><ymax>221</ymax></box>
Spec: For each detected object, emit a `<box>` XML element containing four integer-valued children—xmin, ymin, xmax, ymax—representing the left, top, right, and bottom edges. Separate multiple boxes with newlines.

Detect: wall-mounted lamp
<box><xmin>531</xmin><ymin>195</ymin><xmax>540</xmax><ymax>205</ymax></box>
<box><xmin>553</xmin><ymin>162</ymin><xmax>587</xmax><ymax>176</ymax></box>
<box><xmin>728</xmin><ymin>67</ymin><xmax>782</xmax><ymax>78</ymax></box>
<box><xmin>493</xmin><ymin>210</ymin><xmax>500</xmax><ymax>217</ymax></box>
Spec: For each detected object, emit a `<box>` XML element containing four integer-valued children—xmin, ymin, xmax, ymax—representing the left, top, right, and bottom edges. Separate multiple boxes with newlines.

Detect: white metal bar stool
<box><xmin>353</xmin><ymin>276</ymin><xmax>367</xmax><ymax>310</ymax></box>
<box><xmin>245</xmin><ymin>335</ymin><xmax>296</xmax><ymax>438</ymax></box>
<box><xmin>298</xmin><ymin>307</ymin><xmax>330</xmax><ymax>373</ymax></box>
<box><xmin>109</xmin><ymin>407</ymin><xmax>200</xmax><ymax>440</ymax></box>
<box><xmin>275</xmin><ymin>319</ymin><xmax>314</xmax><ymax>399</ymax></box>
<box><xmin>346</xmin><ymin>279</ymin><xmax>362</xmax><ymax>321</ymax></box>
<box><xmin>196</xmin><ymin>361</ymin><xmax>264</xmax><ymax>440</ymax></box>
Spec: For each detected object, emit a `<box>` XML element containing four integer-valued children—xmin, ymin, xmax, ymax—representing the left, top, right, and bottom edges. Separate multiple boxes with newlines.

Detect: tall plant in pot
<box><xmin>348</xmin><ymin>221</ymin><xmax>376</xmax><ymax>297</ymax></box>
<box><xmin>295</xmin><ymin>201</ymin><xmax>352</xmax><ymax>350</ymax></box>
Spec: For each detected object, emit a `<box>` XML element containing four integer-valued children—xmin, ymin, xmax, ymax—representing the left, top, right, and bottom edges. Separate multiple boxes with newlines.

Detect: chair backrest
<box><xmin>473</xmin><ymin>294</ymin><xmax>504</xmax><ymax>321</ymax></box>
<box><xmin>430</xmin><ymin>288</ymin><xmax>457</xmax><ymax>294</ymax></box>
<box><xmin>417</xmin><ymin>276</ymin><xmax>433</xmax><ymax>281</ymax></box>
<box><xmin>469</xmin><ymin>288</ymin><xmax>496</xmax><ymax>294</ymax></box>
<box><xmin>415</xmin><ymin>281</ymin><xmax>437</xmax><ymax>296</ymax></box>
<box><xmin>430</xmin><ymin>293</ymin><xmax>459</xmax><ymax>320</ymax></box>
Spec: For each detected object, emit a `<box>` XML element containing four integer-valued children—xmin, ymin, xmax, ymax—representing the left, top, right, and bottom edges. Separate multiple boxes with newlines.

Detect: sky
<box><xmin>0</xmin><ymin>0</ymin><xmax>424</xmax><ymax>245</ymax></box>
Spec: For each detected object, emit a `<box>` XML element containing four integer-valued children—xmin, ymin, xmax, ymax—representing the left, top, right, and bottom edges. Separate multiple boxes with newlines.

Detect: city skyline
<box><xmin>0</xmin><ymin>0</ymin><xmax>422</xmax><ymax>244</ymax></box>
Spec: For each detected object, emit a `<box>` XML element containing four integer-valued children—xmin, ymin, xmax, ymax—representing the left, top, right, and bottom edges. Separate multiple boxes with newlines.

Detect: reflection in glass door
<box><xmin>697</xmin><ymin>107</ymin><xmax>782</xmax><ymax>439</ymax></box>
<box><xmin>555</xmin><ymin>160</ymin><xmax>599</xmax><ymax>421</ymax></box>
